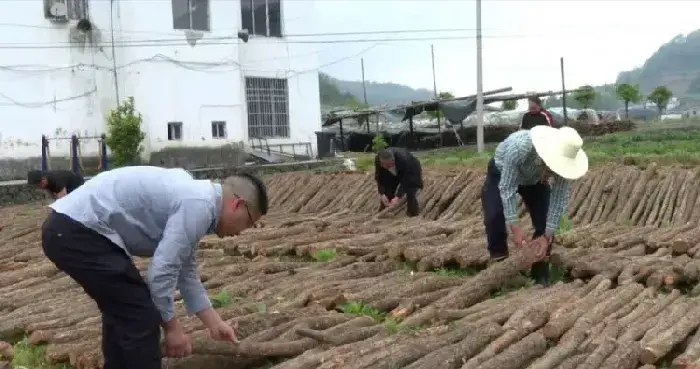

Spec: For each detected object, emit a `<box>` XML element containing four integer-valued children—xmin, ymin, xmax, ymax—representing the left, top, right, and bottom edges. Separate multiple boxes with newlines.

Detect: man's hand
<box><xmin>197</xmin><ymin>307</ymin><xmax>239</xmax><ymax>344</ymax></box>
<box><xmin>389</xmin><ymin>197</ymin><xmax>400</xmax><ymax>206</ymax></box>
<box><xmin>509</xmin><ymin>224</ymin><xmax>525</xmax><ymax>248</ymax></box>
<box><xmin>530</xmin><ymin>236</ymin><xmax>551</xmax><ymax>260</ymax></box>
<box><xmin>209</xmin><ymin>320</ymin><xmax>239</xmax><ymax>344</ymax></box>
<box><xmin>163</xmin><ymin>321</ymin><xmax>192</xmax><ymax>358</ymax></box>
<box><xmin>380</xmin><ymin>195</ymin><xmax>390</xmax><ymax>207</ymax></box>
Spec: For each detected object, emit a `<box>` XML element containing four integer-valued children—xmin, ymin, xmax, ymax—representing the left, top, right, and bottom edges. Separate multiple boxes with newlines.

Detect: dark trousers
<box><xmin>41</xmin><ymin>211</ymin><xmax>162</xmax><ymax>369</ymax></box>
<box><xmin>481</xmin><ymin>159</ymin><xmax>551</xmax><ymax>284</ymax></box>
<box><xmin>379</xmin><ymin>187</ymin><xmax>420</xmax><ymax>217</ymax></box>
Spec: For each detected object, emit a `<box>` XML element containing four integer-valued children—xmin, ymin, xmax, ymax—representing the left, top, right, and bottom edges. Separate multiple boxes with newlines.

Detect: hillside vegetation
<box><xmin>617</xmin><ymin>30</ymin><xmax>700</xmax><ymax>99</ymax></box>
<box><xmin>319</xmin><ymin>72</ymin><xmax>433</xmax><ymax>108</ymax></box>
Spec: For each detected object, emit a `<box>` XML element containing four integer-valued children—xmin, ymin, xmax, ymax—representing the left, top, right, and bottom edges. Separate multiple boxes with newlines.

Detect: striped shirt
<box><xmin>494</xmin><ymin>130</ymin><xmax>572</xmax><ymax>235</ymax></box>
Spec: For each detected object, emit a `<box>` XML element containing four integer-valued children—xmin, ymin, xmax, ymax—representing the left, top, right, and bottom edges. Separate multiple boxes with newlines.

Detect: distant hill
<box><xmin>319</xmin><ymin>72</ymin><xmax>433</xmax><ymax>108</ymax></box>
<box><xmin>617</xmin><ymin>30</ymin><xmax>700</xmax><ymax>101</ymax></box>
<box><xmin>321</xmin><ymin>30</ymin><xmax>700</xmax><ymax>111</ymax></box>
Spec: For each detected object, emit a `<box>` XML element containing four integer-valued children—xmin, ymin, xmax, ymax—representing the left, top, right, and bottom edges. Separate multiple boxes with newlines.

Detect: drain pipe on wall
<box><xmin>109</xmin><ymin>0</ymin><xmax>120</xmax><ymax>103</ymax></box>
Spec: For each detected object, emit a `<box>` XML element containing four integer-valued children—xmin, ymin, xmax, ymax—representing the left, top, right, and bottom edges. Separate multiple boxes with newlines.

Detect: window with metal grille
<box><xmin>172</xmin><ymin>0</ymin><xmax>210</xmax><ymax>31</ymax></box>
<box><xmin>240</xmin><ymin>0</ymin><xmax>282</xmax><ymax>37</ymax></box>
<box><xmin>44</xmin><ymin>0</ymin><xmax>88</xmax><ymax>20</ymax></box>
<box><xmin>245</xmin><ymin>77</ymin><xmax>289</xmax><ymax>138</ymax></box>
<box><xmin>211</xmin><ymin>121</ymin><xmax>227</xmax><ymax>139</ymax></box>
<box><xmin>168</xmin><ymin>122</ymin><xmax>183</xmax><ymax>141</ymax></box>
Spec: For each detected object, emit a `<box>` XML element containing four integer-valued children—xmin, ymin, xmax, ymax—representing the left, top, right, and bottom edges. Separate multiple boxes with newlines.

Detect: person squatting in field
<box><xmin>374</xmin><ymin>147</ymin><xmax>424</xmax><ymax>217</ymax></box>
<box><xmin>28</xmin><ymin>169</ymin><xmax>85</xmax><ymax>199</ymax></box>
<box><xmin>481</xmin><ymin>125</ymin><xmax>588</xmax><ymax>286</ymax></box>
<box><xmin>41</xmin><ymin>166</ymin><xmax>268</xmax><ymax>369</ymax></box>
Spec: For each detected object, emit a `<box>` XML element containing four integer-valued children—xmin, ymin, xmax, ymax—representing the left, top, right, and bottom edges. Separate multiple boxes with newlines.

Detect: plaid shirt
<box><xmin>494</xmin><ymin>130</ymin><xmax>572</xmax><ymax>235</ymax></box>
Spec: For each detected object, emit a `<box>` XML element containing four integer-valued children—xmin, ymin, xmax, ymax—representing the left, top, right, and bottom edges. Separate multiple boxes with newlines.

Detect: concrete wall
<box><xmin>0</xmin><ymin>0</ymin><xmax>322</xmax><ymax>179</ymax></box>
<box><xmin>148</xmin><ymin>145</ymin><xmax>248</xmax><ymax>169</ymax></box>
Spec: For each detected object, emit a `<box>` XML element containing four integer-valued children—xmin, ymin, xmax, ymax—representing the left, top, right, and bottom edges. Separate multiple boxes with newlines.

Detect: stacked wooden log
<box><xmin>266</xmin><ymin>165</ymin><xmax>700</xmax><ymax>226</ymax></box>
<box><xmin>6</xmin><ymin>167</ymin><xmax>700</xmax><ymax>368</ymax></box>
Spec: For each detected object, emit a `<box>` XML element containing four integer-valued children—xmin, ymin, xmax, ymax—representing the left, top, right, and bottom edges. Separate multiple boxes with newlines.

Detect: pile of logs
<box><xmin>4</xmin><ymin>166</ymin><xmax>700</xmax><ymax>368</ymax></box>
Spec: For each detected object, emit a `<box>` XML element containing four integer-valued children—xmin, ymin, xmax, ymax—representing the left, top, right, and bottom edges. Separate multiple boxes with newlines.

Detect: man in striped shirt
<box><xmin>481</xmin><ymin>125</ymin><xmax>588</xmax><ymax>285</ymax></box>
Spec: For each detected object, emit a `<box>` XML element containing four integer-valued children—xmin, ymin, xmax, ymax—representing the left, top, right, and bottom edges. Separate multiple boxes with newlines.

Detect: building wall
<box><xmin>0</xmin><ymin>0</ymin><xmax>321</xmax><ymax>179</ymax></box>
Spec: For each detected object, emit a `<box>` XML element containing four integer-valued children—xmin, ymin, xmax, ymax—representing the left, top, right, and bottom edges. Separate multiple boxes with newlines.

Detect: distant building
<box><xmin>0</xmin><ymin>0</ymin><xmax>322</xmax><ymax>170</ymax></box>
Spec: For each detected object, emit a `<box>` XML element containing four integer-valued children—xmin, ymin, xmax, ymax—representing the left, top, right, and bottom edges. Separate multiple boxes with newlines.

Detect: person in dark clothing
<box><xmin>374</xmin><ymin>147</ymin><xmax>423</xmax><ymax>217</ymax></box>
<box><xmin>28</xmin><ymin>170</ymin><xmax>85</xmax><ymax>199</ymax></box>
<box><xmin>520</xmin><ymin>96</ymin><xmax>554</xmax><ymax>130</ymax></box>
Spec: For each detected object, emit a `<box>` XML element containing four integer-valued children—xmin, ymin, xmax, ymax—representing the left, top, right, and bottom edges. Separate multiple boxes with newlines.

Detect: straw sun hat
<box><xmin>530</xmin><ymin>125</ymin><xmax>589</xmax><ymax>180</ymax></box>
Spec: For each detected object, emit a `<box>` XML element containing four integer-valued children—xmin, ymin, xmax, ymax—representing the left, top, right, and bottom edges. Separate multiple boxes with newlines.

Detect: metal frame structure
<box><xmin>41</xmin><ymin>134</ymin><xmax>109</xmax><ymax>174</ymax></box>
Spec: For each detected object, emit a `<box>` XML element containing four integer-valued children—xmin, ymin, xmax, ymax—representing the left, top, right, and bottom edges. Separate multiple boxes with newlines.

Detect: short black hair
<box><xmin>377</xmin><ymin>149</ymin><xmax>394</xmax><ymax>161</ymax></box>
<box><xmin>27</xmin><ymin>170</ymin><xmax>44</xmax><ymax>185</ymax></box>
<box><xmin>528</xmin><ymin>96</ymin><xmax>542</xmax><ymax>107</ymax></box>
<box><xmin>237</xmin><ymin>171</ymin><xmax>268</xmax><ymax>215</ymax></box>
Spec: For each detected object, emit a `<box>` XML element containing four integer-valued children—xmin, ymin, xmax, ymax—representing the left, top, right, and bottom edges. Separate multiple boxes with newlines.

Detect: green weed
<box><xmin>557</xmin><ymin>215</ymin><xmax>573</xmax><ymax>234</ymax></box>
<box><xmin>210</xmin><ymin>290</ymin><xmax>236</xmax><ymax>309</ymax></box>
<box><xmin>11</xmin><ymin>338</ymin><xmax>73</xmax><ymax>369</ymax></box>
<box><xmin>339</xmin><ymin>301</ymin><xmax>423</xmax><ymax>335</ymax></box>
<box><xmin>311</xmin><ymin>248</ymin><xmax>338</xmax><ymax>262</ymax></box>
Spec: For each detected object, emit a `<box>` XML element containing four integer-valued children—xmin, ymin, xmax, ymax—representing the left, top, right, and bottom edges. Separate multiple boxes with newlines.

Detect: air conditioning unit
<box><xmin>48</xmin><ymin>0</ymin><xmax>69</xmax><ymax>23</ymax></box>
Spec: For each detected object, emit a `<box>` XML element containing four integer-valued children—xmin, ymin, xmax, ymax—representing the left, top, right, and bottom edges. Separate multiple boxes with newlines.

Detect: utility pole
<box><xmin>475</xmin><ymin>0</ymin><xmax>484</xmax><ymax>152</ymax></box>
<box><xmin>431</xmin><ymin>44</ymin><xmax>442</xmax><ymax>146</ymax></box>
<box><xmin>361</xmin><ymin>58</ymin><xmax>370</xmax><ymax>134</ymax></box>
<box><xmin>109</xmin><ymin>0</ymin><xmax>120</xmax><ymax>103</ymax></box>
<box><xmin>560</xmin><ymin>57</ymin><xmax>568</xmax><ymax>126</ymax></box>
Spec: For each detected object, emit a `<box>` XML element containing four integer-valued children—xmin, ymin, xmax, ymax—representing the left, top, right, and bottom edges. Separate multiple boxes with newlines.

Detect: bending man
<box><xmin>375</xmin><ymin>147</ymin><xmax>423</xmax><ymax>217</ymax></box>
<box><xmin>41</xmin><ymin>166</ymin><xmax>268</xmax><ymax>368</ymax></box>
<box><xmin>481</xmin><ymin>126</ymin><xmax>588</xmax><ymax>285</ymax></box>
<box><xmin>28</xmin><ymin>169</ymin><xmax>85</xmax><ymax>199</ymax></box>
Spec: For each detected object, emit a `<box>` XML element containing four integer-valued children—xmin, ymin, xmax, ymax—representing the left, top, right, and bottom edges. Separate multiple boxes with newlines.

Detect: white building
<box><xmin>0</xmin><ymin>0</ymin><xmax>321</xmax><ymax>169</ymax></box>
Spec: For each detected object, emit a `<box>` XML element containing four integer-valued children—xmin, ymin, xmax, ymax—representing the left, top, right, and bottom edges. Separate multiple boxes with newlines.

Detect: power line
<box><xmin>0</xmin><ymin>34</ymin><xmax>524</xmax><ymax>50</ymax></box>
<box><xmin>0</xmin><ymin>87</ymin><xmax>96</xmax><ymax>108</ymax></box>
<box><xmin>0</xmin><ymin>49</ymin><xmax>374</xmax><ymax>77</ymax></box>
<box><xmin>285</xmin><ymin>44</ymin><xmax>382</xmax><ymax>79</ymax></box>
<box><xmin>0</xmin><ymin>22</ymin><xmax>482</xmax><ymax>36</ymax></box>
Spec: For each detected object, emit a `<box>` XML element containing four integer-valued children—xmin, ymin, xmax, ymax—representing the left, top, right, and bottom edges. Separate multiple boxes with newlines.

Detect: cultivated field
<box><xmin>4</xmin><ymin>165</ymin><xmax>700</xmax><ymax>369</ymax></box>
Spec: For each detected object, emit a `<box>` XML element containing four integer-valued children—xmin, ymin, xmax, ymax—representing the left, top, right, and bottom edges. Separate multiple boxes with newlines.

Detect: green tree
<box><xmin>572</xmin><ymin>85</ymin><xmax>598</xmax><ymax>109</ymax></box>
<box><xmin>105</xmin><ymin>96</ymin><xmax>146</xmax><ymax>167</ymax></box>
<box><xmin>615</xmin><ymin>83</ymin><xmax>643</xmax><ymax>119</ymax></box>
<box><xmin>647</xmin><ymin>86</ymin><xmax>673</xmax><ymax>115</ymax></box>
<box><xmin>427</xmin><ymin>91</ymin><xmax>455</xmax><ymax>119</ymax></box>
<box><xmin>501</xmin><ymin>100</ymin><xmax>517</xmax><ymax>111</ymax></box>
<box><xmin>371</xmin><ymin>134</ymin><xmax>388</xmax><ymax>152</ymax></box>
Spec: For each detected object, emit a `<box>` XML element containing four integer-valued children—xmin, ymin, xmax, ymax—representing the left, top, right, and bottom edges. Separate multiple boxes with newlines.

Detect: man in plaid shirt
<box><xmin>481</xmin><ymin>125</ymin><xmax>588</xmax><ymax>285</ymax></box>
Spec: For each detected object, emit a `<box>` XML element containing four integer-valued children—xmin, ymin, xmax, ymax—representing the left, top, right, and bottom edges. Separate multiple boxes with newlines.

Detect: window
<box><xmin>245</xmin><ymin>77</ymin><xmax>289</xmax><ymax>138</ymax></box>
<box><xmin>172</xmin><ymin>0</ymin><xmax>210</xmax><ymax>31</ymax></box>
<box><xmin>211</xmin><ymin>121</ymin><xmax>227</xmax><ymax>139</ymax></box>
<box><xmin>241</xmin><ymin>0</ymin><xmax>282</xmax><ymax>37</ymax></box>
<box><xmin>44</xmin><ymin>0</ymin><xmax>88</xmax><ymax>20</ymax></box>
<box><xmin>168</xmin><ymin>122</ymin><xmax>183</xmax><ymax>141</ymax></box>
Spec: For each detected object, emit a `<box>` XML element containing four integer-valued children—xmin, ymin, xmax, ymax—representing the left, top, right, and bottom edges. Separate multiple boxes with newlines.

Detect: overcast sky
<box><xmin>306</xmin><ymin>0</ymin><xmax>699</xmax><ymax>96</ymax></box>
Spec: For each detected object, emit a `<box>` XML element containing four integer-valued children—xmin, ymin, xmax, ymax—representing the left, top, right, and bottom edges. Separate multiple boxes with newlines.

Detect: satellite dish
<box><xmin>50</xmin><ymin>2</ymin><xmax>68</xmax><ymax>17</ymax></box>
